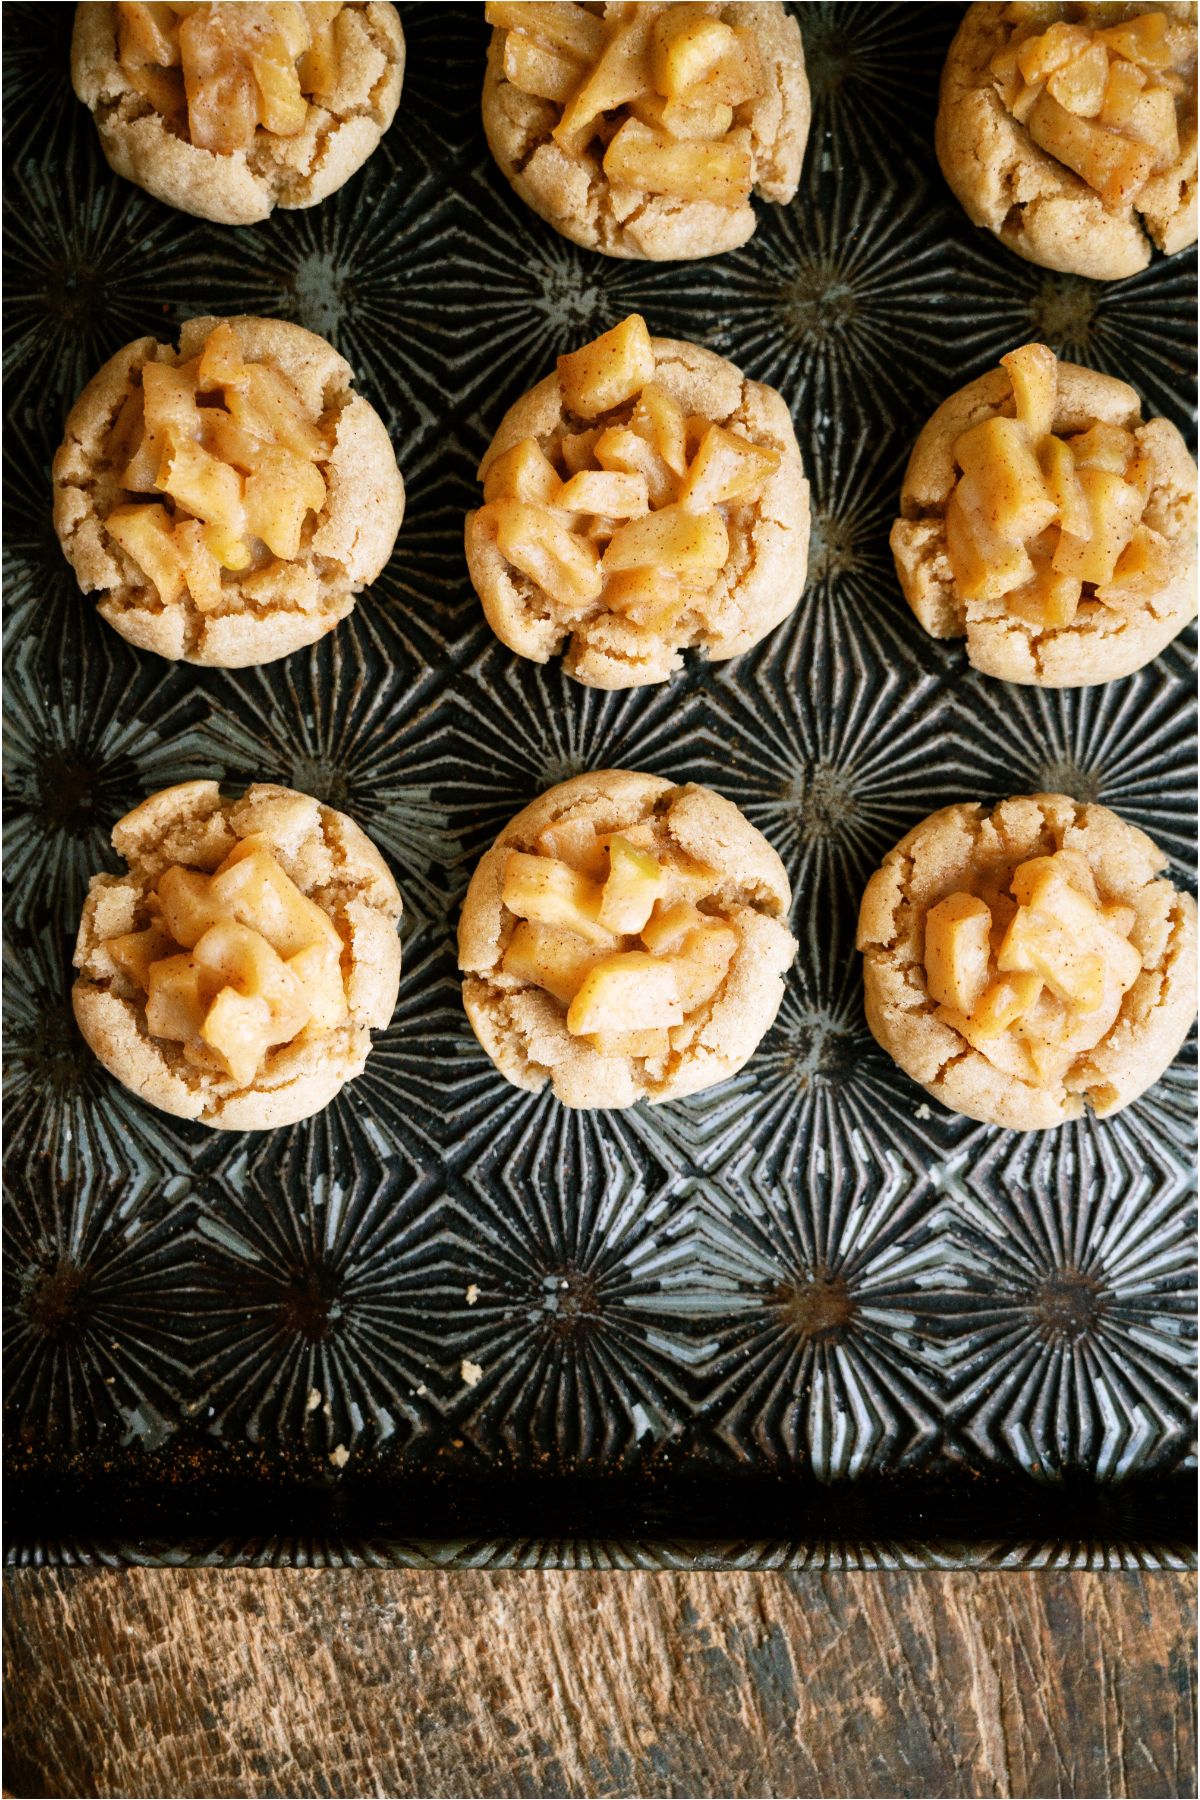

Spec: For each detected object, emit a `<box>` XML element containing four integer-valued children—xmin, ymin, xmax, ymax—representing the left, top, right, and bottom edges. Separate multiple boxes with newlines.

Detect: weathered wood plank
<box><xmin>3</xmin><ymin>1570</ymin><xmax>1195</xmax><ymax>1798</ymax></box>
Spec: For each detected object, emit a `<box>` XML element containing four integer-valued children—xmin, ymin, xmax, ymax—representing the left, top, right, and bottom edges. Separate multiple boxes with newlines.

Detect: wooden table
<box><xmin>3</xmin><ymin>1568</ymin><xmax>1194</xmax><ymax>1797</ymax></box>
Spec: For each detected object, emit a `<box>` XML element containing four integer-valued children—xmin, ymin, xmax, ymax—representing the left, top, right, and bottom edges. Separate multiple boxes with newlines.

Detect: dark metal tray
<box><xmin>4</xmin><ymin>1</ymin><xmax>1196</xmax><ymax>1570</ymax></box>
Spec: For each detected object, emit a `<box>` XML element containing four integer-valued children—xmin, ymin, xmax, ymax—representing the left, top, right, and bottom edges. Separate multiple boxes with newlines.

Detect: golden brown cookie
<box><xmin>857</xmin><ymin>793</ymin><xmax>1197</xmax><ymax>1130</ymax></box>
<box><xmin>53</xmin><ymin>313</ymin><xmax>405</xmax><ymax>668</ymax></box>
<box><xmin>73</xmin><ymin>780</ymin><xmax>404</xmax><ymax>1131</ymax></box>
<box><xmin>481</xmin><ymin>1</ymin><xmax>810</xmax><ymax>260</ymax></box>
<box><xmin>465</xmin><ymin>314</ymin><xmax>810</xmax><ymax>689</ymax></box>
<box><xmin>72</xmin><ymin>2</ymin><xmax>405</xmax><ymax>226</ymax></box>
<box><xmin>458</xmin><ymin>769</ymin><xmax>797</xmax><ymax>1109</ymax></box>
<box><xmin>890</xmin><ymin>341</ymin><xmax>1198</xmax><ymax>686</ymax></box>
<box><xmin>935</xmin><ymin>3</ymin><xmax>1198</xmax><ymax>280</ymax></box>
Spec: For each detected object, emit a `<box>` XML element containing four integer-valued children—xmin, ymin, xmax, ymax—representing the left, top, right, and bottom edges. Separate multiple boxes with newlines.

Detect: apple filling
<box><xmin>924</xmin><ymin>849</ymin><xmax>1142</xmax><ymax>1087</ymax></box>
<box><xmin>486</xmin><ymin>1</ymin><xmax>765</xmax><ymax>207</ymax></box>
<box><xmin>103</xmin><ymin>321</ymin><xmax>332</xmax><ymax>612</ymax></box>
<box><xmin>944</xmin><ymin>341</ymin><xmax>1169</xmax><ymax>629</ymax></box>
<box><xmin>105</xmin><ymin>836</ymin><xmax>349</xmax><ymax>1086</ymax></box>
<box><xmin>991</xmin><ymin>6</ymin><xmax>1191</xmax><ymax>207</ymax></box>
<box><xmin>497</xmin><ymin>818</ymin><xmax>738</xmax><ymax>1062</ymax></box>
<box><xmin>476</xmin><ymin>313</ymin><xmax>780</xmax><ymax>641</ymax></box>
<box><xmin>115</xmin><ymin>1</ymin><xmax>346</xmax><ymax>153</ymax></box>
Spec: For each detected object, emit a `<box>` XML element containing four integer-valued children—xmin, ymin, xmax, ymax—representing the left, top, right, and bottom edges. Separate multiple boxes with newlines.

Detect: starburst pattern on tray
<box><xmin>943</xmin><ymin>1152</ymin><xmax>1196</xmax><ymax>1480</ymax></box>
<box><xmin>4</xmin><ymin>1170</ymin><xmax>195</xmax><ymax>1451</ymax></box>
<box><xmin>688</xmin><ymin>1167</ymin><xmax>946</xmax><ymax>1474</ymax></box>
<box><xmin>2</xmin><ymin>1</ymin><xmax>1196</xmax><ymax>1568</ymax></box>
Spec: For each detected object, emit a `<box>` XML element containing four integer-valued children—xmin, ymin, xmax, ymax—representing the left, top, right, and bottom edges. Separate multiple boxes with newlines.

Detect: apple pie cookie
<box><xmin>481</xmin><ymin>1</ymin><xmax>809</xmax><ymax>260</ymax></box>
<box><xmin>858</xmin><ymin>793</ymin><xmax>1197</xmax><ymax>1130</ymax></box>
<box><xmin>53</xmin><ymin>314</ymin><xmax>405</xmax><ymax>667</ymax></box>
<box><xmin>458</xmin><ymin>770</ymin><xmax>797</xmax><ymax>1109</ymax></box>
<box><xmin>73</xmin><ymin>780</ymin><xmax>403</xmax><ymax>1131</ymax></box>
<box><xmin>890</xmin><ymin>342</ymin><xmax>1198</xmax><ymax>685</ymax></box>
<box><xmin>465</xmin><ymin>315</ymin><xmax>809</xmax><ymax>688</ymax></box>
<box><xmin>72</xmin><ymin>2</ymin><xmax>405</xmax><ymax>226</ymax></box>
<box><xmin>936</xmin><ymin>3</ymin><xmax>1198</xmax><ymax>280</ymax></box>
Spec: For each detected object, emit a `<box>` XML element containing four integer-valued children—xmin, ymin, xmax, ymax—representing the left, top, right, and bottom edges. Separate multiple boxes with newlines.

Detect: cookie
<box><xmin>73</xmin><ymin>780</ymin><xmax>403</xmax><ymax>1131</ymax></box>
<box><xmin>890</xmin><ymin>341</ymin><xmax>1198</xmax><ymax>686</ymax></box>
<box><xmin>857</xmin><ymin>793</ymin><xmax>1197</xmax><ymax>1130</ymax></box>
<box><xmin>481</xmin><ymin>1</ymin><xmax>810</xmax><ymax>260</ymax></box>
<box><xmin>458</xmin><ymin>770</ymin><xmax>797</xmax><ymax>1109</ymax></box>
<box><xmin>935</xmin><ymin>3</ymin><xmax>1197</xmax><ymax>280</ymax></box>
<box><xmin>53</xmin><ymin>313</ymin><xmax>405</xmax><ymax>667</ymax></box>
<box><xmin>72</xmin><ymin>2</ymin><xmax>405</xmax><ymax>226</ymax></box>
<box><xmin>465</xmin><ymin>314</ymin><xmax>810</xmax><ymax>689</ymax></box>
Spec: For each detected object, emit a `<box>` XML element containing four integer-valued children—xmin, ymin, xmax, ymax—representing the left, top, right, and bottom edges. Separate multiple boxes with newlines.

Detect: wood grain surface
<box><xmin>3</xmin><ymin>1569</ymin><xmax>1195</xmax><ymax>1799</ymax></box>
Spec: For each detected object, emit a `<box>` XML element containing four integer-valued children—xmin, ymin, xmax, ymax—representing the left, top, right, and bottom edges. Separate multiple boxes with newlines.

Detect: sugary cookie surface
<box><xmin>924</xmin><ymin>848</ymin><xmax>1142</xmax><ymax>1087</ymax></box>
<box><xmin>103</xmin><ymin>320</ymin><xmax>332</xmax><ymax>612</ymax></box>
<box><xmin>106</xmin><ymin>836</ymin><xmax>347</xmax><ymax>1087</ymax></box>
<box><xmin>116</xmin><ymin>1</ymin><xmax>346</xmax><ymax>152</ymax></box>
<box><xmin>497</xmin><ymin>815</ymin><xmax>738</xmax><ymax>1069</ymax></box>
<box><xmin>486</xmin><ymin>0</ymin><xmax>766</xmax><ymax>207</ymax></box>
<box><xmin>990</xmin><ymin>4</ymin><xmax>1195</xmax><ymax>207</ymax></box>
<box><xmin>945</xmin><ymin>341</ymin><xmax>1167</xmax><ymax>628</ymax></box>
<box><xmin>477</xmin><ymin>313</ymin><xmax>780</xmax><ymax>647</ymax></box>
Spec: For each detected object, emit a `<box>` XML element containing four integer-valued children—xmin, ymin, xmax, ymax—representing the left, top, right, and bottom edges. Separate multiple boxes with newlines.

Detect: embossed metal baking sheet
<box><xmin>3</xmin><ymin>2</ymin><xmax>1196</xmax><ymax>1570</ymax></box>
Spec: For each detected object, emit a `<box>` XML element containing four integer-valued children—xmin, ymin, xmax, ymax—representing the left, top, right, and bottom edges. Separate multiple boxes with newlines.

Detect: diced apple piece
<box><xmin>552</xmin><ymin>12</ymin><xmax>654</xmax><ymax>150</ymax></box>
<box><xmin>558</xmin><ymin>316</ymin><xmax>655</xmax><ymax>420</ymax></box>
<box><xmin>125</xmin><ymin>59</ymin><xmax>187</xmax><ymax>115</ymax></box>
<box><xmin>249</xmin><ymin>42</ymin><xmax>308</xmax><ymax>137</ymax></box>
<box><xmin>1114</xmin><ymin>80</ymin><xmax>1179</xmax><ymax>164</ymax></box>
<box><xmin>105</xmin><ymin>503</ymin><xmax>188</xmax><ymax>604</ymax></box>
<box><xmin>501</xmin><ymin>919</ymin><xmax>614</xmax><ymax>1005</ymax></box>
<box><xmin>118</xmin><ymin>1</ymin><xmax>182</xmax><ymax>67</ymax></box>
<box><xmin>603</xmin><ymin>503</ymin><xmax>728</xmax><ymax>575</ymax></box>
<box><xmin>1003</xmin><ymin>561</ymin><xmax>1083</xmax><ymax>629</ymax></box>
<box><xmin>534</xmin><ymin>819</ymin><xmax>609</xmax><ymax>880</ymax></box>
<box><xmin>968</xmin><ymin>971</ymin><xmax>1043</xmax><ymax>1038</ymax></box>
<box><xmin>145</xmin><ymin>952</ymin><xmax>209</xmax><ymax>1043</ymax></box>
<box><xmin>937</xmin><ymin>1001</ymin><xmax>1044</xmax><ymax>1083</ymax></box>
<box><xmin>1017</xmin><ymin>21</ymin><xmax>1092</xmax><ymax>83</ymax></box>
<box><xmin>997</xmin><ymin>903</ymin><xmax>1106</xmax><ymax>1011</ymax></box>
<box><xmin>1051</xmin><ymin>468</ymin><xmax>1143</xmax><ymax>586</ymax></box>
<box><xmin>672</xmin><ymin>921</ymin><xmax>738</xmax><ymax>1012</ymax></box>
<box><xmin>210</xmin><ymin>850</ymin><xmax>335</xmax><ymax>959</ymax></box>
<box><xmin>1011</xmin><ymin>851</ymin><xmax>1099</xmax><ymax>910</ymax></box>
<box><xmin>484</xmin><ymin>2</ymin><xmax>605</xmax><ymax>62</ymax></box>
<box><xmin>593</xmin><ymin>425</ymin><xmax>676</xmax><ymax>509</ymax></box>
<box><xmin>172</xmin><ymin>518</ymin><xmax>225</xmax><ymax>613</ymax></box>
<box><xmin>1103</xmin><ymin>902</ymin><xmax>1138</xmax><ymax>938</ymax></box>
<box><xmin>1094</xmin><ymin>523</ymin><xmax>1172</xmax><ymax>609</ymax></box>
<box><xmin>287</xmin><ymin>937</ymin><xmax>347</xmax><ymax>1029</ymax></box>
<box><xmin>484</xmin><ymin>438</ymin><xmax>563</xmax><ymax>507</ymax></box>
<box><xmin>953</xmin><ymin>415</ymin><xmax>1058</xmax><ymax>541</ymax></box>
<box><xmin>603</xmin><ymin>118</ymin><xmax>753</xmax><ymax>207</ymax></box>
<box><xmin>630</xmin><ymin>383</ymin><xmax>689</xmax><ymax>479</ymax></box>
<box><xmin>1028</xmin><ymin>91</ymin><xmax>1156</xmax><ymax>206</ymax></box>
<box><xmin>502</xmin><ymin>851</ymin><xmax>613</xmax><ymax>945</ymax></box>
<box><xmin>141</xmin><ymin>359</ymin><xmax>200</xmax><ymax>451</ymax></box>
<box><xmin>598</xmin><ymin>836</ymin><xmax>663</xmax><ymax>934</ymax></box>
<box><xmin>1068</xmin><ymin>423</ymin><xmax>1136</xmax><ymax>473</ymax></box>
<box><xmin>1038</xmin><ymin>435</ymin><xmax>1091</xmax><ymax>538</ymax></box>
<box><xmin>225</xmin><ymin>364</ymin><xmax>327</xmax><ymax>461</ymax></box>
<box><xmin>178</xmin><ymin>10</ymin><xmax>260</xmax><ymax>152</ymax></box>
<box><xmin>156</xmin><ymin>866</ymin><xmax>225</xmax><ymax>948</ymax></box>
<box><xmin>242</xmin><ymin>448</ymin><xmax>326</xmax><ymax>559</ymax></box>
<box><xmin>1047</xmin><ymin>40</ymin><xmax>1110</xmax><ymax>116</ymax></box>
<box><xmin>160</xmin><ymin>439</ymin><xmax>246</xmax><ymax>539</ymax></box>
<box><xmin>297</xmin><ymin>2</ymin><xmax>342</xmax><ymax>98</ymax></box>
<box><xmin>556</xmin><ymin>470</ymin><xmax>649</xmax><ymax>518</ymax></box>
<box><xmin>107</xmin><ymin>922</ymin><xmax>179</xmax><ymax>990</ymax></box>
<box><xmin>944</xmin><ymin>484</ymin><xmax>1034</xmax><ymax>603</ymax></box>
<box><xmin>1000</xmin><ymin>342</ymin><xmax>1057</xmax><ymax>441</ymax></box>
<box><xmin>503</xmin><ymin>29</ymin><xmax>581</xmax><ymax>103</ymax></box>
<box><xmin>566</xmin><ymin>951</ymin><xmax>683</xmax><ymax>1035</ymax></box>
<box><xmin>603</xmin><ymin>567</ymin><xmax>687</xmax><ymax>632</ymax></box>
<box><xmin>192</xmin><ymin>918</ymin><xmax>310</xmax><ymax>1034</ymax></box>
<box><xmin>484</xmin><ymin>500</ymin><xmax>602</xmax><ymax>610</ymax></box>
<box><xmin>650</xmin><ymin>8</ymin><xmax>737</xmax><ymax>98</ymax></box>
<box><xmin>678</xmin><ymin>423</ymin><xmax>781</xmax><ymax>511</ymax></box>
<box><xmin>198</xmin><ymin>986</ymin><xmax>275</xmax><ymax>1085</ymax></box>
<box><xmin>630</xmin><ymin>93</ymin><xmax>734</xmax><ymax>141</ymax></box>
<box><xmin>1097</xmin><ymin>12</ymin><xmax>1173</xmax><ymax>70</ymax></box>
<box><xmin>1099</xmin><ymin>53</ymin><xmax>1148</xmax><ymax>128</ymax></box>
<box><xmin>924</xmin><ymin>891</ymin><xmax>993</xmax><ymax>1013</ymax></box>
<box><xmin>588</xmin><ymin>1028</ymin><xmax>671</xmax><ymax>1059</ymax></box>
<box><xmin>641</xmin><ymin>899</ymin><xmax>706</xmax><ymax>954</ymax></box>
